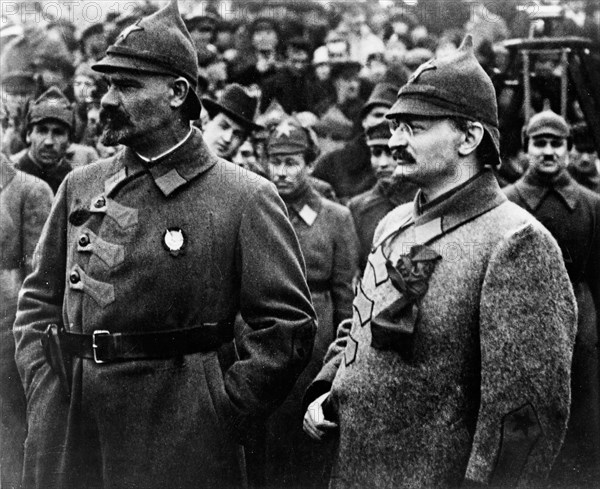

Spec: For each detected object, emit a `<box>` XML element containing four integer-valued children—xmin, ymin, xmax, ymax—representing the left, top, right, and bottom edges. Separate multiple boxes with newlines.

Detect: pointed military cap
<box><xmin>267</xmin><ymin>116</ymin><xmax>310</xmax><ymax>156</ymax></box>
<box><xmin>92</xmin><ymin>0</ymin><xmax>201</xmax><ymax>119</ymax></box>
<box><xmin>27</xmin><ymin>86</ymin><xmax>74</xmax><ymax>130</ymax></box>
<box><xmin>387</xmin><ymin>35</ymin><xmax>500</xmax><ymax>165</ymax></box>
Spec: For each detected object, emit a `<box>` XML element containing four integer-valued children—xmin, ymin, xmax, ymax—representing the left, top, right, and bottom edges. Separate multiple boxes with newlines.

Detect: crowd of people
<box><xmin>1</xmin><ymin>0</ymin><xmax>600</xmax><ymax>488</ymax></box>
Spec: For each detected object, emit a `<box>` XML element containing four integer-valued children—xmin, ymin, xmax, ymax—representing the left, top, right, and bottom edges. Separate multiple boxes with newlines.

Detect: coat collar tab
<box><xmin>516</xmin><ymin>168</ymin><xmax>578</xmax><ymax>212</ymax></box>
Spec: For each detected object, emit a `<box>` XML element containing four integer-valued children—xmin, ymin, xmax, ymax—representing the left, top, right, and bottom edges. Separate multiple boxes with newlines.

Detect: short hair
<box><xmin>448</xmin><ymin>117</ymin><xmax>497</xmax><ymax>167</ymax></box>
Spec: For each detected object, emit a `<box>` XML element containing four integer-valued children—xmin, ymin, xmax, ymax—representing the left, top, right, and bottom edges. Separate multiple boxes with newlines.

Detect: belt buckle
<box><xmin>92</xmin><ymin>330</ymin><xmax>110</xmax><ymax>364</ymax></box>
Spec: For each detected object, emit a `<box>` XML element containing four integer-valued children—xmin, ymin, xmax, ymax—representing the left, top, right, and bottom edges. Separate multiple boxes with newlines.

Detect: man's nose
<box><xmin>222</xmin><ymin>128</ymin><xmax>233</xmax><ymax>143</ymax></box>
<box><xmin>100</xmin><ymin>86</ymin><xmax>118</xmax><ymax>108</ymax></box>
<box><xmin>388</xmin><ymin>128</ymin><xmax>408</xmax><ymax>149</ymax></box>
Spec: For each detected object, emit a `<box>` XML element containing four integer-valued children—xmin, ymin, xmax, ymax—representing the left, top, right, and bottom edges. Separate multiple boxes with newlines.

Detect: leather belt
<box><xmin>61</xmin><ymin>322</ymin><xmax>234</xmax><ymax>364</ymax></box>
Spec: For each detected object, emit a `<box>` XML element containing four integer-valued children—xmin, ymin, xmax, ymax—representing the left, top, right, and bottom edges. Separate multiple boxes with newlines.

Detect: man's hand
<box><xmin>303</xmin><ymin>392</ymin><xmax>338</xmax><ymax>441</ymax></box>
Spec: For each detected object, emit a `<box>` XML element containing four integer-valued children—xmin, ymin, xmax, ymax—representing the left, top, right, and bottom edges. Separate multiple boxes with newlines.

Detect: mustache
<box><xmin>391</xmin><ymin>148</ymin><xmax>416</xmax><ymax>164</ymax></box>
<box><xmin>100</xmin><ymin>107</ymin><xmax>133</xmax><ymax>128</ymax></box>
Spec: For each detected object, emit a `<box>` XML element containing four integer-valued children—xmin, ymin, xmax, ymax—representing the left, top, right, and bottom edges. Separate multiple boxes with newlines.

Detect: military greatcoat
<box><xmin>13</xmin><ymin>129</ymin><xmax>316</xmax><ymax>489</ymax></box>
<box><xmin>0</xmin><ymin>154</ymin><xmax>53</xmax><ymax>489</ymax></box>
<box><xmin>306</xmin><ymin>170</ymin><xmax>577</xmax><ymax>488</ymax></box>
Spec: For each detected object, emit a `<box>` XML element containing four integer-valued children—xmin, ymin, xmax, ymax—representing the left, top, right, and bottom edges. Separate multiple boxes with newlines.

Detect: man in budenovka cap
<box><xmin>13</xmin><ymin>1</ymin><xmax>316</xmax><ymax>488</ymax></box>
<box><xmin>505</xmin><ymin>108</ymin><xmax>600</xmax><ymax>488</ymax></box>
<box><xmin>15</xmin><ymin>86</ymin><xmax>74</xmax><ymax>194</ymax></box>
<box><xmin>303</xmin><ymin>35</ymin><xmax>577</xmax><ymax>488</ymax></box>
<box><xmin>263</xmin><ymin>116</ymin><xmax>359</xmax><ymax>489</ymax></box>
<box><xmin>202</xmin><ymin>83</ymin><xmax>262</xmax><ymax>161</ymax></box>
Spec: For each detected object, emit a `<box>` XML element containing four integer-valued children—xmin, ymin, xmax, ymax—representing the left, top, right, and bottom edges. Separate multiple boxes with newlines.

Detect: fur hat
<box><xmin>92</xmin><ymin>0</ymin><xmax>201</xmax><ymax>119</ymax></box>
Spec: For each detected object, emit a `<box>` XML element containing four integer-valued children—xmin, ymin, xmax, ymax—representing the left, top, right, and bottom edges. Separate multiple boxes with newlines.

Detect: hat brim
<box><xmin>366</xmin><ymin>138</ymin><xmax>390</xmax><ymax>146</ymax></box>
<box><xmin>92</xmin><ymin>54</ymin><xmax>202</xmax><ymax>120</ymax></box>
<box><xmin>201</xmin><ymin>97</ymin><xmax>263</xmax><ymax>132</ymax></box>
<box><xmin>527</xmin><ymin>128</ymin><xmax>569</xmax><ymax>139</ymax></box>
<box><xmin>386</xmin><ymin>96</ymin><xmax>501</xmax><ymax>167</ymax></box>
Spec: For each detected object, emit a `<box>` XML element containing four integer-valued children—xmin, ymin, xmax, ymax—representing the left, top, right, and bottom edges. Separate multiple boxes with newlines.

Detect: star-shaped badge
<box><xmin>116</xmin><ymin>21</ymin><xmax>144</xmax><ymax>43</ymax></box>
<box><xmin>407</xmin><ymin>58</ymin><xmax>436</xmax><ymax>84</ymax></box>
<box><xmin>275</xmin><ymin>119</ymin><xmax>295</xmax><ymax>138</ymax></box>
<box><xmin>163</xmin><ymin>228</ymin><xmax>186</xmax><ymax>257</ymax></box>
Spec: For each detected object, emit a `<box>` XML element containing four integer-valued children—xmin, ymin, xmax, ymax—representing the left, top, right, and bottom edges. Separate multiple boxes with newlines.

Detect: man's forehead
<box><xmin>215</xmin><ymin>112</ymin><xmax>246</xmax><ymax>132</ymax></box>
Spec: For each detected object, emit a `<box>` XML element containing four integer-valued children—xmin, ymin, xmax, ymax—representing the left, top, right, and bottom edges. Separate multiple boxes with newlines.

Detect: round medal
<box><xmin>163</xmin><ymin>228</ymin><xmax>186</xmax><ymax>256</ymax></box>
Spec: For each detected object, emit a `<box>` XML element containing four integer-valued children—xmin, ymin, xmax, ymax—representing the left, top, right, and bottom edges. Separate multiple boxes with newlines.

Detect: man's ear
<box><xmin>170</xmin><ymin>77</ymin><xmax>190</xmax><ymax>109</ymax></box>
<box><xmin>458</xmin><ymin>121</ymin><xmax>484</xmax><ymax>157</ymax></box>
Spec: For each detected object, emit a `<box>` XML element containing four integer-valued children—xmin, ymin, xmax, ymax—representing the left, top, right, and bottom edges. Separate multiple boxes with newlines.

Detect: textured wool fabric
<box><xmin>0</xmin><ymin>154</ymin><xmax>53</xmax><ymax>489</ymax></box>
<box><xmin>265</xmin><ymin>184</ymin><xmax>359</xmax><ymax>489</ymax></box>
<box><xmin>307</xmin><ymin>170</ymin><xmax>577</xmax><ymax>488</ymax></box>
<box><xmin>13</xmin><ymin>128</ymin><xmax>316</xmax><ymax>489</ymax></box>
<box><xmin>505</xmin><ymin>168</ymin><xmax>600</xmax><ymax>487</ymax></box>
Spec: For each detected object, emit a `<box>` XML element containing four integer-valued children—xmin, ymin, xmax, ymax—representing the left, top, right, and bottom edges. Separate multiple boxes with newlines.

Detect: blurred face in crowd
<box><xmin>327</xmin><ymin>40</ymin><xmax>350</xmax><ymax>62</ymax></box>
<box><xmin>100</xmin><ymin>70</ymin><xmax>177</xmax><ymax>149</ymax></box>
<box><xmin>570</xmin><ymin>146</ymin><xmax>599</xmax><ymax>173</ymax></box>
<box><xmin>527</xmin><ymin>134</ymin><xmax>569</xmax><ymax>176</ymax></box>
<box><xmin>287</xmin><ymin>47</ymin><xmax>310</xmax><ymax>76</ymax></box>
<box><xmin>233</xmin><ymin>139</ymin><xmax>258</xmax><ymax>168</ymax></box>
<box><xmin>203</xmin><ymin>112</ymin><xmax>247</xmax><ymax>160</ymax></box>
<box><xmin>362</xmin><ymin>105</ymin><xmax>390</xmax><ymax>131</ymax></box>
<box><xmin>369</xmin><ymin>143</ymin><xmax>396</xmax><ymax>185</ymax></box>
<box><xmin>190</xmin><ymin>26</ymin><xmax>214</xmax><ymax>51</ymax></box>
<box><xmin>73</xmin><ymin>75</ymin><xmax>97</xmax><ymax>104</ymax></box>
<box><xmin>268</xmin><ymin>151</ymin><xmax>309</xmax><ymax>198</ymax></box>
<box><xmin>318</xmin><ymin>134</ymin><xmax>347</xmax><ymax>155</ymax></box>
<box><xmin>253</xmin><ymin>29</ymin><xmax>278</xmax><ymax>72</ymax></box>
<box><xmin>27</xmin><ymin>120</ymin><xmax>70</xmax><ymax>167</ymax></box>
<box><xmin>83</xmin><ymin>32</ymin><xmax>107</xmax><ymax>61</ymax></box>
<box><xmin>314</xmin><ymin>62</ymin><xmax>330</xmax><ymax>81</ymax></box>
<box><xmin>334</xmin><ymin>75</ymin><xmax>360</xmax><ymax>104</ymax></box>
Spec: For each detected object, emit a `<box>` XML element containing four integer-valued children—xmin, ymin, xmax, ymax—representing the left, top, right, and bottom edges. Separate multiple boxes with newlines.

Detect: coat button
<box><xmin>78</xmin><ymin>234</ymin><xmax>90</xmax><ymax>247</ymax></box>
<box><xmin>69</xmin><ymin>270</ymin><xmax>81</xmax><ymax>284</ymax></box>
<box><xmin>94</xmin><ymin>196</ymin><xmax>106</xmax><ymax>208</ymax></box>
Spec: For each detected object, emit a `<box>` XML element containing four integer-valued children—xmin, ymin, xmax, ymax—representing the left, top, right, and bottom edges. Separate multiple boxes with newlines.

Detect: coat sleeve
<box><xmin>331</xmin><ymin>208</ymin><xmax>359</xmax><ymax>329</ymax></box>
<box><xmin>223</xmin><ymin>180</ymin><xmax>317</xmax><ymax>434</ymax></box>
<box><xmin>464</xmin><ymin>222</ymin><xmax>577</xmax><ymax>487</ymax></box>
<box><xmin>20</xmin><ymin>178</ymin><xmax>54</xmax><ymax>273</ymax></box>
<box><xmin>13</xmin><ymin>176</ymin><xmax>69</xmax><ymax>399</ymax></box>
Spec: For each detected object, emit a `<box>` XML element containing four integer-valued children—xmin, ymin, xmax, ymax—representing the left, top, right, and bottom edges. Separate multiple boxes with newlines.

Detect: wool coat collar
<box><xmin>412</xmin><ymin>169</ymin><xmax>507</xmax><ymax>244</ymax></box>
<box><xmin>108</xmin><ymin>127</ymin><xmax>217</xmax><ymax>198</ymax></box>
<box><xmin>514</xmin><ymin>168</ymin><xmax>578</xmax><ymax>212</ymax></box>
<box><xmin>284</xmin><ymin>183</ymin><xmax>322</xmax><ymax>227</ymax></box>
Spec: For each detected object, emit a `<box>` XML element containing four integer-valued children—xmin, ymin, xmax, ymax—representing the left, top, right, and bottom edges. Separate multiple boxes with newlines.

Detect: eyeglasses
<box><xmin>387</xmin><ymin>120</ymin><xmax>416</xmax><ymax>138</ymax></box>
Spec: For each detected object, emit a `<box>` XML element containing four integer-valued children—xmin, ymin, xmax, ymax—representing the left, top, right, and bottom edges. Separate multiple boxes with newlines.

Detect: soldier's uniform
<box><xmin>0</xmin><ymin>153</ymin><xmax>53</xmax><ymax>489</ymax></box>
<box><xmin>13</xmin><ymin>3</ymin><xmax>316</xmax><ymax>488</ymax></box>
<box><xmin>505</xmin><ymin>109</ymin><xmax>600</xmax><ymax>487</ymax></box>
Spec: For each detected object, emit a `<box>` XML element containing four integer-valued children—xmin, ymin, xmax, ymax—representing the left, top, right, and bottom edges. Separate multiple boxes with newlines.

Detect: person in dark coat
<box><xmin>0</xmin><ymin>151</ymin><xmax>53</xmax><ymax>489</ymax></box>
<box><xmin>348</xmin><ymin>121</ymin><xmax>418</xmax><ymax>271</ymax></box>
<box><xmin>304</xmin><ymin>36</ymin><xmax>577</xmax><ymax>489</ymax></box>
<box><xmin>13</xmin><ymin>2</ymin><xmax>316</xmax><ymax>488</ymax></box>
<box><xmin>504</xmin><ymin>108</ymin><xmax>600</xmax><ymax>488</ymax></box>
<box><xmin>265</xmin><ymin>116</ymin><xmax>359</xmax><ymax>489</ymax></box>
<box><xmin>312</xmin><ymin>82</ymin><xmax>398</xmax><ymax>204</ymax></box>
<box><xmin>15</xmin><ymin>87</ymin><xmax>74</xmax><ymax>194</ymax></box>
<box><xmin>568</xmin><ymin>122</ymin><xmax>600</xmax><ymax>194</ymax></box>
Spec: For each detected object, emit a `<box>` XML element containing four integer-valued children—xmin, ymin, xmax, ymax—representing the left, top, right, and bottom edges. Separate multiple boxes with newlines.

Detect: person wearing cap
<box><xmin>265</xmin><ymin>116</ymin><xmax>359</xmax><ymax>489</ymax></box>
<box><xmin>348</xmin><ymin>121</ymin><xmax>418</xmax><ymax>271</ymax></box>
<box><xmin>0</xmin><ymin>118</ymin><xmax>53</xmax><ymax>489</ymax></box>
<box><xmin>568</xmin><ymin>122</ymin><xmax>600</xmax><ymax>194</ymax></box>
<box><xmin>78</xmin><ymin>23</ymin><xmax>107</xmax><ymax>62</ymax></box>
<box><xmin>202</xmin><ymin>83</ymin><xmax>263</xmax><ymax>161</ymax></box>
<box><xmin>312</xmin><ymin>82</ymin><xmax>398</xmax><ymax>204</ymax></box>
<box><xmin>15</xmin><ymin>86</ymin><xmax>74</xmax><ymax>194</ymax></box>
<box><xmin>13</xmin><ymin>2</ymin><xmax>316</xmax><ymax>488</ymax></box>
<box><xmin>505</xmin><ymin>109</ymin><xmax>600</xmax><ymax>488</ymax></box>
<box><xmin>303</xmin><ymin>36</ymin><xmax>576</xmax><ymax>488</ymax></box>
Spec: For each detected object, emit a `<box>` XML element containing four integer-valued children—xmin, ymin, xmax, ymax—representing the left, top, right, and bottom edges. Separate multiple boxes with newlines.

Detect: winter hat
<box><xmin>92</xmin><ymin>0</ymin><xmax>201</xmax><ymax>119</ymax></box>
<box><xmin>387</xmin><ymin>35</ymin><xmax>500</xmax><ymax>165</ymax></box>
<box><xmin>360</xmin><ymin>82</ymin><xmax>399</xmax><ymax>121</ymax></box>
<box><xmin>365</xmin><ymin>121</ymin><xmax>391</xmax><ymax>146</ymax></box>
<box><xmin>313</xmin><ymin>106</ymin><xmax>354</xmax><ymax>141</ymax></box>
<box><xmin>27</xmin><ymin>86</ymin><xmax>74</xmax><ymax>130</ymax></box>
<box><xmin>267</xmin><ymin>116</ymin><xmax>310</xmax><ymax>155</ymax></box>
